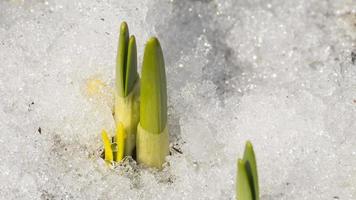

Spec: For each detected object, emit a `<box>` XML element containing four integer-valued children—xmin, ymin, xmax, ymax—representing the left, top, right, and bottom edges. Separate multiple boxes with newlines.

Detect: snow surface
<box><xmin>0</xmin><ymin>0</ymin><xmax>356</xmax><ymax>199</ymax></box>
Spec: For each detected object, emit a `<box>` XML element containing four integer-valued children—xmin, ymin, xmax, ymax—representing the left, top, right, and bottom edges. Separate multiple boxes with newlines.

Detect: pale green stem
<box><xmin>115</xmin><ymin>80</ymin><xmax>140</xmax><ymax>157</ymax></box>
<box><xmin>136</xmin><ymin>123</ymin><xmax>169</xmax><ymax>169</ymax></box>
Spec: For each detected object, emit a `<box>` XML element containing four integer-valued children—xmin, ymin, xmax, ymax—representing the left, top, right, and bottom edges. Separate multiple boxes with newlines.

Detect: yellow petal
<box><xmin>101</xmin><ymin>129</ymin><xmax>113</xmax><ymax>162</ymax></box>
<box><xmin>116</xmin><ymin>123</ymin><xmax>126</xmax><ymax>162</ymax></box>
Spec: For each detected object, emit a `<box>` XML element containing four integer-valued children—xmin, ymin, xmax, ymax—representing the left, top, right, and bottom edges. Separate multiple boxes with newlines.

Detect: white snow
<box><xmin>0</xmin><ymin>0</ymin><xmax>355</xmax><ymax>199</ymax></box>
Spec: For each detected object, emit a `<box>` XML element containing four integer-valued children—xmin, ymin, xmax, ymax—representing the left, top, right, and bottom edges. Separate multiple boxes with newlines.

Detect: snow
<box><xmin>0</xmin><ymin>0</ymin><xmax>355</xmax><ymax>199</ymax></box>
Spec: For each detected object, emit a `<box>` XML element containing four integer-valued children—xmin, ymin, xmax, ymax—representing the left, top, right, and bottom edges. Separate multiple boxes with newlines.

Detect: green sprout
<box><xmin>114</xmin><ymin>22</ymin><xmax>140</xmax><ymax>158</ymax></box>
<box><xmin>100</xmin><ymin>22</ymin><xmax>169</xmax><ymax>169</ymax></box>
<box><xmin>136</xmin><ymin>37</ymin><xmax>169</xmax><ymax>169</ymax></box>
<box><xmin>237</xmin><ymin>141</ymin><xmax>259</xmax><ymax>200</ymax></box>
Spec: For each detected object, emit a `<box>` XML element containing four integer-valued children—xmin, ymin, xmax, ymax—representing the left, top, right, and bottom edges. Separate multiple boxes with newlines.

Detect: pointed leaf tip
<box><xmin>245</xmin><ymin>140</ymin><xmax>253</xmax><ymax>149</ymax></box>
<box><xmin>140</xmin><ymin>37</ymin><xmax>167</xmax><ymax>133</ymax></box>
<box><xmin>243</xmin><ymin>141</ymin><xmax>259</xmax><ymax>200</ymax></box>
<box><xmin>147</xmin><ymin>37</ymin><xmax>159</xmax><ymax>46</ymax></box>
<box><xmin>120</xmin><ymin>21</ymin><xmax>128</xmax><ymax>32</ymax></box>
<box><xmin>116</xmin><ymin>22</ymin><xmax>130</xmax><ymax>97</ymax></box>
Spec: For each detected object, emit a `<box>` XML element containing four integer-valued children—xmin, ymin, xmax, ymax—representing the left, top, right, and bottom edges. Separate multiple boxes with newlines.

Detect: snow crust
<box><xmin>0</xmin><ymin>0</ymin><xmax>355</xmax><ymax>199</ymax></box>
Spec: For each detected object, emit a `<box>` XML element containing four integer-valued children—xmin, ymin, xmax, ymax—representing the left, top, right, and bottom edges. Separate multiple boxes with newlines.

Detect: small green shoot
<box><xmin>237</xmin><ymin>141</ymin><xmax>259</xmax><ymax>200</ymax></box>
<box><xmin>114</xmin><ymin>22</ymin><xmax>140</xmax><ymax>158</ymax></box>
<box><xmin>100</xmin><ymin>23</ymin><xmax>170</xmax><ymax>169</ymax></box>
<box><xmin>116</xmin><ymin>22</ymin><xmax>139</xmax><ymax>97</ymax></box>
<box><xmin>139</xmin><ymin>37</ymin><xmax>167</xmax><ymax>133</ymax></box>
<box><xmin>136</xmin><ymin>37</ymin><xmax>169</xmax><ymax>169</ymax></box>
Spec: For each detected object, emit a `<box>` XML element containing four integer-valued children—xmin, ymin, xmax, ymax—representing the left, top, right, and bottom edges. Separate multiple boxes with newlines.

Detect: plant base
<box><xmin>136</xmin><ymin>123</ymin><xmax>169</xmax><ymax>169</ymax></box>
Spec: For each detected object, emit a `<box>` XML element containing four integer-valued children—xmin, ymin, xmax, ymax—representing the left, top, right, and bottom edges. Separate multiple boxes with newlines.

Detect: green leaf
<box><xmin>140</xmin><ymin>37</ymin><xmax>167</xmax><ymax>133</ymax></box>
<box><xmin>237</xmin><ymin>159</ymin><xmax>253</xmax><ymax>200</ymax></box>
<box><xmin>116</xmin><ymin>22</ymin><xmax>129</xmax><ymax>97</ymax></box>
<box><xmin>115</xmin><ymin>22</ymin><xmax>138</xmax><ymax>97</ymax></box>
<box><xmin>243</xmin><ymin>141</ymin><xmax>259</xmax><ymax>200</ymax></box>
<box><xmin>124</xmin><ymin>36</ymin><xmax>138</xmax><ymax>96</ymax></box>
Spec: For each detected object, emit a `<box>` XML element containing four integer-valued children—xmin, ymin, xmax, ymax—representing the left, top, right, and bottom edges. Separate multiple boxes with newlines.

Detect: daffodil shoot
<box><xmin>101</xmin><ymin>23</ymin><xmax>169</xmax><ymax>169</ymax></box>
<box><xmin>237</xmin><ymin>141</ymin><xmax>259</xmax><ymax>200</ymax></box>
<box><xmin>136</xmin><ymin>37</ymin><xmax>169</xmax><ymax>169</ymax></box>
<box><xmin>114</xmin><ymin>22</ymin><xmax>140</xmax><ymax>158</ymax></box>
